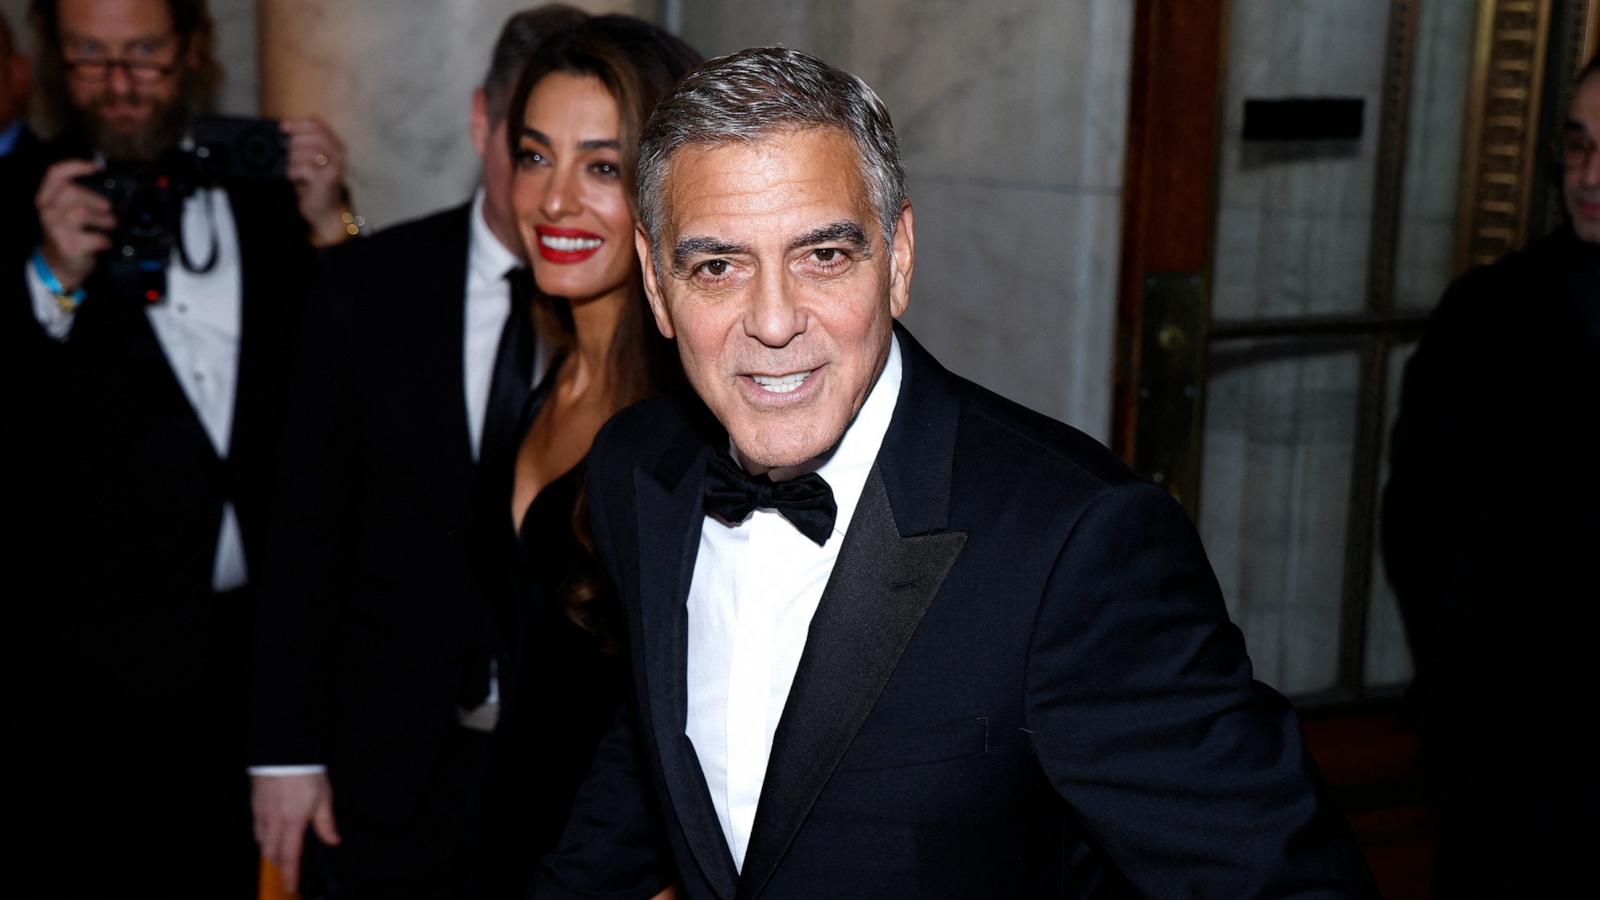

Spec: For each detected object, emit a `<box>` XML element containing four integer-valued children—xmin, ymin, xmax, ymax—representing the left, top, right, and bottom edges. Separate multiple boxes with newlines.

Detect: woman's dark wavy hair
<box><xmin>29</xmin><ymin>0</ymin><xmax>221</xmax><ymax>134</ymax></box>
<box><xmin>503</xmin><ymin>14</ymin><xmax>701</xmax><ymax>647</ymax></box>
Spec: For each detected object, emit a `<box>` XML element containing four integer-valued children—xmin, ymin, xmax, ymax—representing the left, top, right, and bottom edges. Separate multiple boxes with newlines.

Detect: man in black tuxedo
<box><xmin>1382</xmin><ymin>56</ymin><xmax>1600</xmax><ymax>899</ymax></box>
<box><xmin>534</xmin><ymin>47</ymin><xmax>1374</xmax><ymax>898</ymax></box>
<box><xmin>4</xmin><ymin>1</ymin><xmax>348</xmax><ymax>897</ymax></box>
<box><xmin>247</xmin><ymin>7</ymin><xmax>586</xmax><ymax>899</ymax></box>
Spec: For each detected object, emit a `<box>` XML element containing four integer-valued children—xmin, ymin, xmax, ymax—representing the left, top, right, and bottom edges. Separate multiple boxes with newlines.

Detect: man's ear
<box><xmin>636</xmin><ymin>225</ymin><xmax>675</xmax><ymax>339</ymax></box>
<box><xmin>888</xmin><ymin>200</ymin><xmax>915</xmax><ymax>318</ymax></box>
<box><xmin>469</xmin><ymin>88</ymin><xmax>489</xmax><ymax>160</ymax></box>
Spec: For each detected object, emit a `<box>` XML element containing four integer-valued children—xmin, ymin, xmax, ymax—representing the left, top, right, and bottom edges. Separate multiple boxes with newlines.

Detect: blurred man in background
<box><xmin>5</xmin><ymin>1</ymin><xmax>350</xmax><ymax>897</ymax></box>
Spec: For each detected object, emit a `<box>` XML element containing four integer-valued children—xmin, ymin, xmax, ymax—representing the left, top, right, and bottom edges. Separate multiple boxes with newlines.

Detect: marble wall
<box><xmin>676</xmin><ymin>0</ymin><xmax>1133</xmax><ymax>439</ymax></box>
<box><xmin>1210</xmin><ymin>0</ymin><xmax>1393</xmax><ymax>322</ymax></box>
<box><xmin>260</xmin><ymin>0</ymin><xmax>655</xmax><ymax>229</ymax></box>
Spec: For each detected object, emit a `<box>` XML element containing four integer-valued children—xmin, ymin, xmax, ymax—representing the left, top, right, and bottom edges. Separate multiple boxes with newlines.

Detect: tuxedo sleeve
<box><xmin>247</xmin><ymin>250</ymin><xmax>363</xmax><ymax>767</ymax></box>
<box><xmin>1024</xmin><ymin>481</ymin><xmax>1376</xmax><ymax>898</ymax></box>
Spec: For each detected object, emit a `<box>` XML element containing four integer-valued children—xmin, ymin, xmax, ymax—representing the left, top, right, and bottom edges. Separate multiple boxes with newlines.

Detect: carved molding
<box><xmin>1571</xmin><ymin>0</ymin><xmax>1600</xmax><ymax>76</ymax></box>
<box><xmin>1455</xmin><ymin>0</ymin><xmax>1554</xmax><ymax>270</ymax></box>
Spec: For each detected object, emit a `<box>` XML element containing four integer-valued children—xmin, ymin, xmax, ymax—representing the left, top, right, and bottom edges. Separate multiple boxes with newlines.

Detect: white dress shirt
<box><xmin>684</xmin><ymin>335</ymin><xmax>903</xmax><ymax>871</ymax></box>
<box><xmin>27</xmin><ymin>186</ymin><xmax>249</xmax><ymax>592</ymax></box>
<box><xmin>463</xmin><ymin>186</ymin><xmax>550</xmax><ymax>461</ymax></box>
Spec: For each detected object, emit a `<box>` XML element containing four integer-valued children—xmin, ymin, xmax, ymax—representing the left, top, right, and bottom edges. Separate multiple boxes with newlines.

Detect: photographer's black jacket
<box><xmin>4</xmin><ymin>138</ymin><xmax>320</xmax><ymax>699</ymax></box>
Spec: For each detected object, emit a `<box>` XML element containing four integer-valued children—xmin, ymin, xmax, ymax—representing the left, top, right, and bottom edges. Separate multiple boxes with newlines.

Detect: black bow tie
<box><xmin>703</xmin><ymin>450</ymin><xmax>837</xmax><ymax>546</ymax></box>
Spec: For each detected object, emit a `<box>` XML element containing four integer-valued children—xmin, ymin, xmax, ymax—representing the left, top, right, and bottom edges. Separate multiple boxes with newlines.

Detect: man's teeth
<box><xmin>541</xmin><ymin>234</ymin><xmax>602</xmax><ymax>252</ymax></box>
<box><xmin>752</xmin><ymin>371</ymin><xmax>811</xmax><ymax>394</ymax></box>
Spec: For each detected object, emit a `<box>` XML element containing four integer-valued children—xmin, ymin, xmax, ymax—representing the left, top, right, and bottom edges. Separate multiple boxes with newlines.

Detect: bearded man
<box><xmin>4</xmin><ymin>2</ymin><xmax>350</xmax><ymax>897</ymax></box>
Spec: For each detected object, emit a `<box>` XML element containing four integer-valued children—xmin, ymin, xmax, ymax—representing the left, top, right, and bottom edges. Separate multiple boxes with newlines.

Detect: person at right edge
<box><xmin>1383</xmin><ymin>56</ymin><xmax>1600</xmax><ymax>898</ymax></box>
<box><xmin>531</xmin><ymin>46</ymin><xmax>1377</xmax><ymax>899</ymax></box>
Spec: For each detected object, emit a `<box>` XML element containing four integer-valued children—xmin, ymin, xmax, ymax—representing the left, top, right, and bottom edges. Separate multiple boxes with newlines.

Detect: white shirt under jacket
<box><xmin>685</xmin><ymin>334</ymin><xmax>904</xmax><ymax>871</ymax></box>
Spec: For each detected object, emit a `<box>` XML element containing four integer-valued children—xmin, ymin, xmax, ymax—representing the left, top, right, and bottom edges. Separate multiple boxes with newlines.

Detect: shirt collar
<box><xmin>731</xmin><ymin>333</ymin><xmax>903</xmax><ymax>540</ymax></box>
<box><xmin>468</xmin><ymin>185</ymin><xmax>522</xmax><ymax>282</ymax></box>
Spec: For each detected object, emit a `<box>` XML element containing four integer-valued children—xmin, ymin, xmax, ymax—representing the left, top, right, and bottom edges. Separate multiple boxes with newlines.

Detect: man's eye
<box><xmin>808</xmin><ymin>248</ymin><xmax>850</xmax><ymax>271</ymax></box>
<box><xmin>700</xmin><ymin>259</ymin><xmax>729</xmax><ymax>277</ymax></box>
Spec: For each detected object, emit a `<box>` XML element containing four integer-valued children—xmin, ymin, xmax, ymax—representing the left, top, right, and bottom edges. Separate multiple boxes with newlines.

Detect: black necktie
<box><xmin>704</xmin><ymin>450</ymin><xmax>837</xmax><ymax>546</ymax></box>
<box><xmin>480</xmin><ymin>266</ymin><xmax>536</xmax><ymax>468</ymax></box>
<box><xmin>459</xmin><ymin>268</ymin><xmax>533</xmax><ymax>712</ymax></box>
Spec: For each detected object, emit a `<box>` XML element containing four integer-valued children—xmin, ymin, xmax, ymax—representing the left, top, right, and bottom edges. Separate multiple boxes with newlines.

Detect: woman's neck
<box><xmin>562</xmin><ymin>286</ymin><xmax>628</xmax><ymax>397</ymax></box>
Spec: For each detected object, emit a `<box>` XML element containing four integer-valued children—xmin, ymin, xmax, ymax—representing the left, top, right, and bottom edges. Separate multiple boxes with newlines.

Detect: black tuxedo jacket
<box><xmin>539</xmin><ymin>326</ymin><xmax>1373</xmax><ymax>898</ymax></box>
<box><xmin>6</xmin><ymin>154</ymin><xmax>317</xmax><ymax>698</ymax></box>
<box><xmin>248</xmin><ymin>203</ymin><xmax>513</xmax><ymax>825</ymax></box>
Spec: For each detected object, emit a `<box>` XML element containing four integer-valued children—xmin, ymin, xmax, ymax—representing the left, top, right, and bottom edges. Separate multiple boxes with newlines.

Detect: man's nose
<box><xmin>106</xmin><ymin>62</ymin><xmax>134</xmax><ymax>96</ymax></box>
<box><xmin>743</xmin><ymin>269</ymin><xmax>805</xmax><ymax>348</ymax></box>
<box><xmin>540</xmin><ymin>165</ymin><xmax>580</xmax><ymax>219</ymax></box>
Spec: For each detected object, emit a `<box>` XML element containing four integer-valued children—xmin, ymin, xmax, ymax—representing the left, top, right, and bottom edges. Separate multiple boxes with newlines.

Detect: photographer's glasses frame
<box><xmin>61</xmin><ymin>32</ymin><xmax>181</xmax><ymax>85</ymax></box>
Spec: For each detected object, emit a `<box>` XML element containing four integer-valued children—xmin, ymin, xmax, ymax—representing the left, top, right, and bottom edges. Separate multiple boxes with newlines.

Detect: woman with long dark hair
<box><xmin>479</xmin><ymin>13</ymin><xmax>700</xmax><ymax>897</ymax></box>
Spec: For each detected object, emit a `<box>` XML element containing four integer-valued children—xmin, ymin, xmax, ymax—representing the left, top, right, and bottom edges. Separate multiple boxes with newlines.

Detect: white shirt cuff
<box><xmin>26</xmin><ymin>257</ymin><xmax>77</xmax><ymax>341</ymax></box>
<box><xmin>247</xmin><ymin>764</ymin><xmax>328</xmax><ymax>777</ymax></box>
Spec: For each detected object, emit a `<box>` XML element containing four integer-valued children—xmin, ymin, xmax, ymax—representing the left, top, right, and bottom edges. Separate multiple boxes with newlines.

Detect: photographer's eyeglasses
<box><xmin>63</xmin><ymin>57</ymin><xmax>177</xmax><ymax>85</ymax></box>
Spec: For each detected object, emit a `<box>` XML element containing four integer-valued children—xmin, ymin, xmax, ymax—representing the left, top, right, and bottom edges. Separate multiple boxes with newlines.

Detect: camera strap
<box><xmin>176</xmin><ymin>188</ymin><xmax>221</xmax><ymax>276</ymax></box>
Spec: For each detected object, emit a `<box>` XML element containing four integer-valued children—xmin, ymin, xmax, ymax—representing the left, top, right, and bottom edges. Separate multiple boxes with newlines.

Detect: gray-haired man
<box><xmin>535</xmin><ymin>47</ymin><xmax>1375</xmax><ymax>898</ymax></box>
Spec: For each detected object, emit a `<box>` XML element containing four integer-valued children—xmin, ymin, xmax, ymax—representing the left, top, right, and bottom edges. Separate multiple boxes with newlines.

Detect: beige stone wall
<box><xmin>259</xmin><ymin>0</ymin><xmax>654</xmax><ymax>229</ymax></box>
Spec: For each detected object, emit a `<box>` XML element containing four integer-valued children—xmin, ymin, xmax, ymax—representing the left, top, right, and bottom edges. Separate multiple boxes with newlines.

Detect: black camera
<box><xmin>75</xmin><ymin>159</ymin><xmax>194</xmax><ymax>302</ymax></box>
<box><xmin>74</xmin><ymin>116</ymin><xmax>288</xmax><ymax>302</ymax></box>
<box><xmin>190</xmin><ymin>114</ymin><xmax>289</xmax><ymax>181</ymax></box>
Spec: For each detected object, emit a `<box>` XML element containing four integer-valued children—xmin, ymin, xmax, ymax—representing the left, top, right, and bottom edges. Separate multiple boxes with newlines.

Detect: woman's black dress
<box><xmin>478</xmin><ymin>374</ymin><xmax>629</xmax><ymax>899</ymax></box>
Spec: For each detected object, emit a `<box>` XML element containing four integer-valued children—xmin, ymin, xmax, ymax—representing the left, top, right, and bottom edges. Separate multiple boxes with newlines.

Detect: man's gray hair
<box><xmin>636</xmin><ymin>46</ymin><xmax>906</xmax><ymax>257</ymax></box>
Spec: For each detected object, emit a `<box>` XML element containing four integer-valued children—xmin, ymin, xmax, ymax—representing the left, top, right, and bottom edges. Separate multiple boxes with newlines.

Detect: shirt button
<box><xmin>176</xmin><ymin>303</ymin><xmax>189</xmax><ymax>314</ymax></box>
<box><xmin>194</xmin><ymin>371</ymin><xmax>205</xmax><ymax>383</ymax></box>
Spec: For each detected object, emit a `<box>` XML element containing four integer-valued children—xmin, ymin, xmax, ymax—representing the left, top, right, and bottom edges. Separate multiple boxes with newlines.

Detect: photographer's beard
<box><xmin>73</xmin><ymin>82</ymin><xmax>192</xmax><ymax>164</ymax></box>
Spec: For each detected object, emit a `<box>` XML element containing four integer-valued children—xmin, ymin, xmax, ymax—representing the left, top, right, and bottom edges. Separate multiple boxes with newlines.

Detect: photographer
<box><xmin>6</xmin><ymin>2</ymin><xmax>352</xmax><ymax>898</ymax></box>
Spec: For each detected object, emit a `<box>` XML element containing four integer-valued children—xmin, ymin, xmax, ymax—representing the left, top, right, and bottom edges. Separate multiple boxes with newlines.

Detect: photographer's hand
<box><xmin>35</xmin><ymin>159</ymin><xmax>114</xmax><ymax>291</ymax></box>
<box><xmin>282</xmin><ymin>116</ymin><xmax>352</xmax><ymax>247</ymax></box>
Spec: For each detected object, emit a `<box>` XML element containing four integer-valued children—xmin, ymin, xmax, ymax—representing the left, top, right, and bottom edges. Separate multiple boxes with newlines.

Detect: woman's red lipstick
<box><xmin>534</xmin><ymin>225</ymin><xmax>604</xmax><ymax>263</ymax></box>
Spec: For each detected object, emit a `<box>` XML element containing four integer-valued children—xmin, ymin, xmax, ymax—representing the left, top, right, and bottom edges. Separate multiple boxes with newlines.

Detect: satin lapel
<box><xmin>736</xmin><ymin>466</ymin><xmax>966</xmax><ymax>900</ymax></box>
<box><xmin>634</xmin><ymin>445</ymin><xmax>741</xmax><ymax>899</ymax></box>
